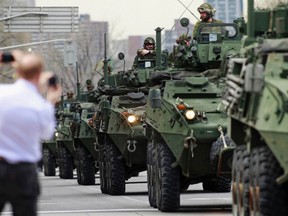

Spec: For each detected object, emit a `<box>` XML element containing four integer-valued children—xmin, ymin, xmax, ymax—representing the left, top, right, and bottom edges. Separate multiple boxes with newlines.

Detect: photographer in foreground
<box><xmin>0</xmin><ymin>51</ymin><xmax>62</xmax><ymax>215</ymax></box>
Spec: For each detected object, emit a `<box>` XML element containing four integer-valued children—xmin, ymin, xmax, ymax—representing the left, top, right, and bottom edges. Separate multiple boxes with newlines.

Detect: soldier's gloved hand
<box><xmin>140</xmin><ymin>49</ymin><xmax>150</xmax><ymax>56</ymax></box>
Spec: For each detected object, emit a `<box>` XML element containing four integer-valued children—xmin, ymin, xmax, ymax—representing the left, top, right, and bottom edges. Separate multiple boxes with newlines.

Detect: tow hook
<box><xmin>218</xmin><ymin>125</ymin><xmax>227</xmax><ymax>148</ymax></box>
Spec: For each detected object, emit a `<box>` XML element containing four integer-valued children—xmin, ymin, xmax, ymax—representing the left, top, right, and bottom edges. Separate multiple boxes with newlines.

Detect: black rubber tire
<box><xmin>210</xmin><ymin>136</ymin><xmax>233</xmax><ymax>192</ymax></box>
<box><xmin>156</xmin><ymin>142</ymin><xmax>180</xmax><ymax>212</ymax></box>
<box><xmin>99</xmin><ymin>142</ymin><xmax>108</xmax><ymax>194</ymax></box>
<box><xmin>76</xmin><ymin>145</ymin><xmax>95</xmax><ymax>185</ymax></box>
<box><xmin>106</xmin><ymin>141</ymin><xmax>125</xmax><ymax>195</ymax></box>
<box><xmin>180</xmin><ymin>180</ymin><xmax>190</xmax><ymax>192</ymax></box>
<box><xmin>202</xmin><ymin>180</ymin><xmax>214</xmax><ymax>191</ymax></box>
<box><xmin>236</xmin><ymin>146</ymin><xmax>250</xmax><ymax>216</ymax></box>
<box><xmin>147</xmin><ymin>142</ymin><xmax>157</xmax><ymax>207</ymax></box>
<box><xmin>214</xmin><ymin>176</ymin><xmax>232</xmax><ymax>192</ymax></box>
<box><xmin>43</xmin><ymin>148</ymin><xmax>56</xmax><ymax>176</ymax></box>
<box><xmin>58</xmin><ymin>143</ymin><xmax>74</xmax><ymax>179</ymax></box>
<box><xmin>232</xmin><ymin>146</ymin><xmax>242</xmax><ymax>216</ymax></box>
<box><xmin>249</xmin><ymin>146</ymin><xmax>288</xmax><ymax>216</ymax></box>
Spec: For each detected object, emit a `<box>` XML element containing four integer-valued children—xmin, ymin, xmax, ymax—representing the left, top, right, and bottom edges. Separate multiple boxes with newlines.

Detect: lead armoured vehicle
<box><xmin>222</xmin><ymin>1</ymin><xmax>288</xmax><ymax>215</ymax></box>
<box><xmin>94</xmin><ymin>35</ymin><xmax>168</xmax><ymax>195</ymax></box>
<box><xmin>145</xmin><ymin>18</ymin><xmax>242</xmax><ymax>211</ymax></box>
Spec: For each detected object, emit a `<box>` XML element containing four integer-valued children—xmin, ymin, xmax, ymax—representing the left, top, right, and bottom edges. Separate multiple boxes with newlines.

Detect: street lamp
<box><xmin>0</xmin><ymin>12</ymin><xmax>48</xmax><ymax>22</ymax></box>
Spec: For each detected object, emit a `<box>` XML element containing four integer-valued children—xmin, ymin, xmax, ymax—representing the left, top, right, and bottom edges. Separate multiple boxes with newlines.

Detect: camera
<box><xmin>48</xmin><ymin>75</ymin><xmax>58</xmax><ymax>87</ymax></box>
<box><xmin>0</xmin><ymin>52</ymin><xmax>15</xmax><ymax>63</ymax></box>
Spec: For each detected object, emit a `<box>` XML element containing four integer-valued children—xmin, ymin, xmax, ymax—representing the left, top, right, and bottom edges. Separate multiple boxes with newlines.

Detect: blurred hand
<box><xmin>39</xmin><ymin>71</ymin><xmax>62</xmax><ymax>105</ymax></box>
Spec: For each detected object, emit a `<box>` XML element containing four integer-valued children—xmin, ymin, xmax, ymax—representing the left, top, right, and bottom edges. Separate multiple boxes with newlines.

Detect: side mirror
<box><xmin>118</xmin><ymin>52</ymin><xmax>125</xmax><ymax>60</ymax></box>
<box><xmin>180</xmin><ymin>17</ymin><xmax>189</xmax><ymax>27</ymax></box>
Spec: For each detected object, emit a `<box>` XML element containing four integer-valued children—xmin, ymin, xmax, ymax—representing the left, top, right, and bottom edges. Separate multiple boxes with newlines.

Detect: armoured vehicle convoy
<box><xmin>94</xmin><ymin>33</ymin><xmax>168</xmax><ymax>195</ymax></box>
<box><xmin>222</xmin><ymin>1</ymin><xmax>288</xmax><ymax>215</ymax></box>
<box><xmin>144</xmin><ymin>18</ymin><xmax>242</xmax><ymax>211</ymax></box>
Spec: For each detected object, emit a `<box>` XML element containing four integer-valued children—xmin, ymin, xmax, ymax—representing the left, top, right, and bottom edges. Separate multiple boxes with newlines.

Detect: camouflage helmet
<box><xmin>143</xmin><ymin>37</ymin><xmax>155</xmax><ymax>46</ymax></box>
<box><xmin>66</xmin><ymin>91</ymin><xmax>74</xmax><ymax>99</ymax></box>
<box><xmin>197</xmin><ymin>3</ymin><xmax>216</xmax><ymax>16</ymax></box>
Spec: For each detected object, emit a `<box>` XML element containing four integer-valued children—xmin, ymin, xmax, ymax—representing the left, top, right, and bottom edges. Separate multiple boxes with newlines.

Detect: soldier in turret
<box><xmin>85</xmin><ymin>79</ymin><xmax>95</xmax><ymax>91</ymax></box>
<box><xmin>133</xmin><ymin>37</ymin><xmax>156</xmax><ymax>69</ymax></box>
<box><xmin>137</xmin><ymin>37</ymin><xmax>156</xmax><ymax>57</ymax></box>
<box><xmin>192</xmin><ymin>3</ymin><xmax>222</xmax><ymax>37</ymax></box>
<box><xmin>66</xmin><ymin>91</ymin><xmax>74</xmax><ymax>100</ymax></box>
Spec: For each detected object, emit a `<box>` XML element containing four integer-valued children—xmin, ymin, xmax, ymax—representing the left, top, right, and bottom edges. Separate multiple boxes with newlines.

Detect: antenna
<box><xmin>76</xmin><ymin>62</ymin><xmax>81</xmax><ymax>101</ymax></box>
<box><xmin>162</xmin><ymin>0</ymin><xmax>196</xmax><ymax>45</ymax></box>
<box><xmin>176</xmin><ymin>0</ymin><xmax>199</xmax><ymax>22</ymax></box>
<box><xmin>103</xmin><ymin>33</ymin><xmax>109</xmax><ymax>85</ymax></box>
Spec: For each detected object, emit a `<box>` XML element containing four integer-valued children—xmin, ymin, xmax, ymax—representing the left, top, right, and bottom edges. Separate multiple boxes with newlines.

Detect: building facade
<box><xmin>206</xmin><ymin>0</ymin><xmax>243</xmax><ymax>23</ymax></box>
<box><xmin>1</xmin><ymin>0</ymin><xmax>35</xmax><ymax>7</ymax></box>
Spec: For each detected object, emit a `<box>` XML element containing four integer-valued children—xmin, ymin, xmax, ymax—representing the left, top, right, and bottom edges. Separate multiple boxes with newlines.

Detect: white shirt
<box><xmin>0</xmin><ymin>79</ymin><xmax>55</xmax><ymax>164</ymax></box>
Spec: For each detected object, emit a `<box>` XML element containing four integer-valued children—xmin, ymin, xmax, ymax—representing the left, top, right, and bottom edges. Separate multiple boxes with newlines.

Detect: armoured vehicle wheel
<box><xmin>249</xmin><ymin>147</ymin><xmax>288</xmax><ymax>216</ymax></box>
<box><xmin>58</xmin><ymin>143</ymin><xmax>74</xmax><ymax>179</ymax></box>
<box><xmin>232</xmin><ymin>146</ymin><xmax>241</xmax><ymax>215</ymax></box>
<box><xmin>106</xmin><ymin>140</ymin><xmax>125</xmax><ymax>195</ymax></box>
<box><xmin>147</xmin><ymin>142</ymin><xmax>157</xmax><ymax>207</ymax></box>
<box><xmin>210</xmin><ymin>136</ymin><xmax>233</xmax><ymax>192</ymax></box>
<box><xmin>99</xmin><ymin>142</ymin><xmax>108</xmax><ymax>194</ymax></box>
<box><xmin>232</xmin><ymin>146</ymin><xmax>250</xmax><ymax>216</ymax></box>
<box><xmin>156</xmin><ymin>142</ymin><xmax>180</xmax><ymax>212</ymax></box>
<box><xmin>76</xmin><ymin>145</ymin><xmax>95</xmax><ymax>185</ymax></box>
<box><xmin>180</xmin><ymin>179</ymin><xmax>190</xmax><ymax>192</ymax></box>
<box><xmin>43</xmin><ymin>148</ymin><xmax>56</xmax><ymax>176</ymax></box>
<box><xmin>202</xmin><ymin>180</ymin><xmax>214</xmax><ymax>191</ymax></box>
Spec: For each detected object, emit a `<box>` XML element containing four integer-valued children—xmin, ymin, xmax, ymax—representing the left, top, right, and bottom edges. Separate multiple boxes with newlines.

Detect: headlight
<box><xmin>127</xmin><ymin>115</ymin><xmax>137</xmax><ymax>123</ymax></box>
<box><xmin>184</xmin><ymin>110</ymin><xmax>195</xmax><ymax>120</ymax></box>
<box><xmin>55</xmin><ymin>132</ymin><xmax>59</xmax><ymax>137</ymax></box>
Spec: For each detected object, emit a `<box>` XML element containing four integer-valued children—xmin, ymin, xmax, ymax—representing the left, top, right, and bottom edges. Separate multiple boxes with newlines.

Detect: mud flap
<box><xmin>217</xmin><ymin>147</ymin><xmax>235</xmax><ymax>177</ymax></box>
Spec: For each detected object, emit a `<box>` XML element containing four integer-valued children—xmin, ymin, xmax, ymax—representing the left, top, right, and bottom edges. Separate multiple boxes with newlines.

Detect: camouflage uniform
<box><xmin>192</xmin><ymin>3</ymin><xmax>222</xmax><ymax>37</ymax></box>
<box><xmin>136</xmin><ymin>37</ymin><xmax>156</xmax><ymax>57</ymax></box>
<box><xmin>133</xmin><ymin>37</ymin><xmax>156</xmax><ymax>68</ymax></box>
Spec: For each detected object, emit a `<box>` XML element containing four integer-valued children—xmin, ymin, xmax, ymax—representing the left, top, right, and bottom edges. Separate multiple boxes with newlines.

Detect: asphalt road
<box><xmin>2</xmin><ymin>171</ymin><xmax>232</xmax><ymax>215</ymax></box>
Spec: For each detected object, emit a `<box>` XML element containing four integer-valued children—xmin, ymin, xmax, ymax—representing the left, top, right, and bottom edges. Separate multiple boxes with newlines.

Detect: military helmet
<box><xmin>143</xmin><ymin>37</ymin><xmax>155</xmax><ymax>46</ymax></box>
<box><xmin>66</xmin><ymin>91</ymin><xmax>74</xmax><ymax>99</ymax></box>
<box><xmin>197</xmin><ymin>3</ymin><xmax>216</xmax><ymax>16</ymax></box>
<box><xmin>86</xmin><ymin>79</ymin><xmax>92</xmax><ymax>85</ymax></box>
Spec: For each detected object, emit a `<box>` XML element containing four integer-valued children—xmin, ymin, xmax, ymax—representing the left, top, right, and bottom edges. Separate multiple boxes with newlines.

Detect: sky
<box><xmin>35</xmin><ymin>0</ymin><xmax>206</xmax><ymax>39</ymax></box>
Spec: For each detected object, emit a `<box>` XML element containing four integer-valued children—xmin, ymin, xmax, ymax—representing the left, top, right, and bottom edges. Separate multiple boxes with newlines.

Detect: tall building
<box><xmin>206</xmin><ymin>0</ymin><xmax>243</xmax><ymax>23</ymax></box>
<box><xmin>1</xmin><ymin>0</ymin><xmax>35</xmax><ymax>7</ymax></box>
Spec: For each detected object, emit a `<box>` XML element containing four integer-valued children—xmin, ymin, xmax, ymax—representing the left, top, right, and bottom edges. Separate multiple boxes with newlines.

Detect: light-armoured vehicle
<box><xmin>56</xmin><ymin>93</ymin><xmax>77</xmax><ymax>179</ymax></box>
<box><xmin>222</xmin><ymin>1</ymin><xmax>288</xmax><ymax>215</ymax></box>
<box><xmin>42</xmin><ymin>134</ymin><xmax>58</xmax><ymax>176</ymax></box>
<box><xmin>71</xmin><ymin>79</ymin><xmax>100</xmax><ymax>185</ymax></box>
<box><xmin>144</xmin><ymin>18</ymin><xmax>242</xmax><ymax>211</ymax></box>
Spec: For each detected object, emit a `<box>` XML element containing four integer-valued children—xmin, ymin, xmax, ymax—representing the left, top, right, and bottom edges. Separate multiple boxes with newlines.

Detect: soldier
<box><xmin>137</xmin><ymin>37</ymin><xmax>156</xmax><ymax>57</ymax></box>
<box><xmin>133</xmin><ymin>37</ymin><xmax>156</xmax><ymax>69</ymax></box>
<box><xmin>85</xmin><ymin>79</ymin><xmax>95</xmax><ymax>91</ymax></box>
<box><xmin>192</xmin><ymin>3</ymin><xmax>222</xmax><ymax>37</ymax></box>
<box><xmin>66</xmin><ymin>91</ymin><xmax>74</xmax><ymax>100</ymax></box>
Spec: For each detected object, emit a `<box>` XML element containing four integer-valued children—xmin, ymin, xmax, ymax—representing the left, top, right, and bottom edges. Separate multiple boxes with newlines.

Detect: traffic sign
<box><xmin>2</xmin><ymin>7</ymin><xmax>78</xmax><ymax>32</ymax></box>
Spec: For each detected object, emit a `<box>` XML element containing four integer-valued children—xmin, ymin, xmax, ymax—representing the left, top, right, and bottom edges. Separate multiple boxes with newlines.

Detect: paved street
<box><xmin>2</xmin><ymin>171</ymin><xmax>232</xmax><ymax>215</ymax></box>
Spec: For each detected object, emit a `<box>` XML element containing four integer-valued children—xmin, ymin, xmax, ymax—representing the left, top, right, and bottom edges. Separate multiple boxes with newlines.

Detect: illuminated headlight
<box><xmin>184</xmin><ymin>110</ymin><xmax>195</xmax><ymax>120</ymax></box>
<box><xmin>127</xmin><ymin>115</ymin><xmax>137</xmax><ymax>123</ymax></box>
<box><xmin>55</xmin><ymin>132</ymin><xmax>59</xmax><ymax>137</ymax></box>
